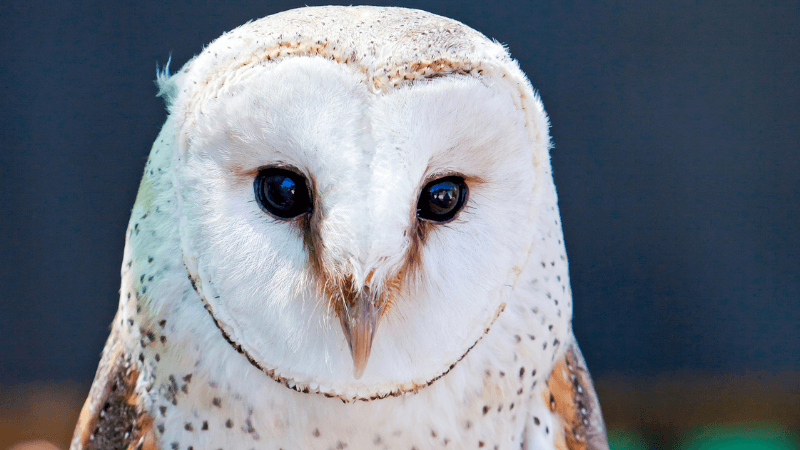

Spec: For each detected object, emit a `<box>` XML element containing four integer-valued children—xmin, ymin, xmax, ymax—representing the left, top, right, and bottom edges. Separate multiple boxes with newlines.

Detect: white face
<box><xmin>175</xmin><ymin>56</ymin><xmax>537</xmax><ymax>398</ymax></box>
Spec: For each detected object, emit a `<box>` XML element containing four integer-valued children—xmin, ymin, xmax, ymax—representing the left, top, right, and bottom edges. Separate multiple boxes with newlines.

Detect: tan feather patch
<box><xmin>543</xmin><ymin>342</ymin><xmax>610</xmax><ymax>450</ymax></box>
<box><xmin>70</xmin><ymin>322</ymin><xmax>157</xmax><ymax>450</ymax></box>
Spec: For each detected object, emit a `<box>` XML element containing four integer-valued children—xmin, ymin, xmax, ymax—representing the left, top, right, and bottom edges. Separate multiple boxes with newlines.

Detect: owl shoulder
<box><xmin>70</xmin><ymin>315</ymin><xmax>158</xmax><ymax>450</ymax></box>
<box><xmin>543</xmin><ymin>337</ymin><xmax>610</xmax><ymax>450</ymax></box>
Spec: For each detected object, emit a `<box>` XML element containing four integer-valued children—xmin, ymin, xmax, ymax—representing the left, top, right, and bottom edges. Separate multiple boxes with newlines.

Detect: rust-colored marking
<box><xmin>542</xmin><ymin>343</ymin><xmax>609</xmax><ymax>450</ymax></box>
<box><xmin>72</xmin><ymin>324</ymin><xmax>158</xmax><ymax>450</ymax></box>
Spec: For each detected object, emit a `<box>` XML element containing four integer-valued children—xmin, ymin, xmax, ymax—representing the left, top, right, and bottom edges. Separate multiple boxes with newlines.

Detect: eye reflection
<box><xmin>254</xmin><ymin>168</ymin><xmax>312</xmax><ymax>219</ymax></box>
<box><xmin>417</xmin><ymin>176</ymin><xmax>468</xmax><ymax>223</ymax></box>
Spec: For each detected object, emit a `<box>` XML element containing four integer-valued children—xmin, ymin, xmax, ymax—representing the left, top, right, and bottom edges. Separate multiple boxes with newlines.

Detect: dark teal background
<box><xmin>1</xmin><ymin>0</ymin><xmax>798</xmax><ymax>385</ymax></box>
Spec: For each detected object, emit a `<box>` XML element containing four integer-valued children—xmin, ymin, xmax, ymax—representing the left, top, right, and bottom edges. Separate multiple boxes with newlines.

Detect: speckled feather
<box><xmin>72</xmin><ymin>6</ymin><xmax>609</xmax><ymax>450</ymax></box>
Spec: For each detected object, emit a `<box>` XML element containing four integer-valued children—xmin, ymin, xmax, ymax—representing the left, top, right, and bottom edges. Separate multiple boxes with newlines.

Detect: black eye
<box><xmin>254</xmin><ymin>168</ymin><xmax>312</xmax><ymax>219</ymax></box>
<box><xmin>417</xmin><ymin>176</ymin><xmax>468</xmax><ymax>223</ymax></box>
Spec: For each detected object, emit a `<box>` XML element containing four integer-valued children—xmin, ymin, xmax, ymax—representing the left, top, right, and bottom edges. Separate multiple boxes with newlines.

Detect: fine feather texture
<box><xmin>176</xmin><ymin>59</ymin><xmax>538</xmax><ymax>393</ymax></box>
<box><xmin>72</xmin><ymin>6</ymin><xmax>608</xmax><ymax>450</ymax></box>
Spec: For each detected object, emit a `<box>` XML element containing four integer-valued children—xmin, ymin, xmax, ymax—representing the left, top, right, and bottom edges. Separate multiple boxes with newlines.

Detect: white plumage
<box><xmin>72</xmin><ymin>6</ymin><xmax>609</xmax><ymax>450</ymax></box>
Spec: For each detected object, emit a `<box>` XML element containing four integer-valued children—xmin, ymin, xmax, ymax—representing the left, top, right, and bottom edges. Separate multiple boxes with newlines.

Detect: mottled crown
<box><xmin>158</xmin><ymin>6</ymin><xmax>550</xmax><ymax>162</ymax></box>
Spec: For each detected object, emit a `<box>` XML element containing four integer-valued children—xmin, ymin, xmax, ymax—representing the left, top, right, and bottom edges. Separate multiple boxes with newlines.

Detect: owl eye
<box><xmin>254</xmin><ymin>168</ymin><xmax>312</xmax><ymax>219</ymax></box>
<box><xmin>417</xmin><ymin>176</ymin><xmax>468</xmax><ymax>223</ymax></box>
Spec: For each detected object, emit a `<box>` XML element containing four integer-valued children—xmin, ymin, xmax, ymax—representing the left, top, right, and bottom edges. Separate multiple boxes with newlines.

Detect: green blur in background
<box><xmin>609</xmin><ymin>424</ymin><xmax>800</xmax><ymax>450</ymax></box>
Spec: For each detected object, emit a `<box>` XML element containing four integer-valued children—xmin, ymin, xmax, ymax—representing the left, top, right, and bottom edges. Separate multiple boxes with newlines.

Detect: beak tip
<box><xmin>348</xmin><ymin>338</ymin><xmax>373</xmax><ymax>380</ymax></box>
<box><xmin>352</xmin><ymin>364</ymin><xmax>366</xmax><ymax>379</ymax></box>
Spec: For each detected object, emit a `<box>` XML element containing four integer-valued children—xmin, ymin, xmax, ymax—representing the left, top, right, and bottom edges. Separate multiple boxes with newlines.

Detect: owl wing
<box><xmin>70</xmin><ymin>315</ymin><xmax>158</xmax><ymax>450</ymax></box>
<box><xmin>543</xmin><ymin>335</ymin><xmax>610</xmax><ymax>450</ymax></box>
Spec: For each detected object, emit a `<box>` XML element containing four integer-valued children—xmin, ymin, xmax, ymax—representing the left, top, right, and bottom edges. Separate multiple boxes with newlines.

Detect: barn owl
<box><xmin>71</xmin><ymin>6</ymin><xmax>609</xmax><ymax>450</ymax></box>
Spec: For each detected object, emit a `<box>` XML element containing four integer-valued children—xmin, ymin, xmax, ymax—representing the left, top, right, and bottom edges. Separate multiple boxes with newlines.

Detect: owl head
<box><xmin>157</xmin><ymin>6</ymin><xmax>552</xmax><ymax>400</ymax></box>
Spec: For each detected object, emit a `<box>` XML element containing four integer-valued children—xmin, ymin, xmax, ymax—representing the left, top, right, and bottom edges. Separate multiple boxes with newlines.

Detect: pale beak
<box><xmin>338</xmin><ymin>288</ymin><xmax>384</xmax><ymax>379</ymax></box>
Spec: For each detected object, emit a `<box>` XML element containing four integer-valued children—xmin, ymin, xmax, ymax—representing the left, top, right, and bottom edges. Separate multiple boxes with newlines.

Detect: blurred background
<box><xmin>1</xmin><ymin>0</ymin><xmax>798</xmax><ymax>449</ymax></box>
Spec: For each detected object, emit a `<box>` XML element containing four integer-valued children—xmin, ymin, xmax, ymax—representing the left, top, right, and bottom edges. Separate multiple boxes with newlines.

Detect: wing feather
<box><xmin>70</xmin><ymin>316</ymin><xmax>157</xmax><ymax>450</ymax></box>
<box><xmin>543</xmin><ymin>336</ymin><xmax>610</xmax><ymax>450</ymax></box>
